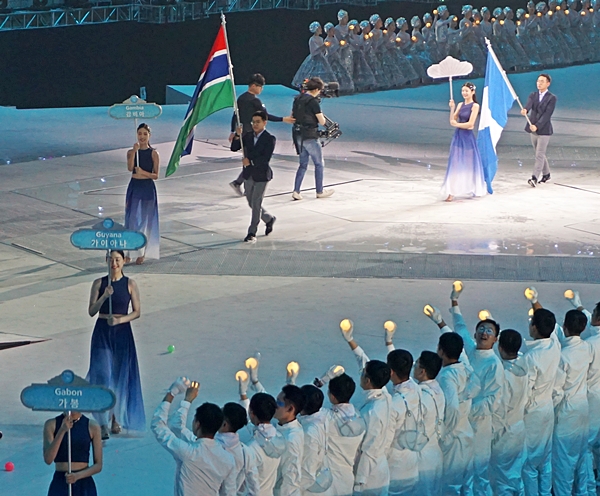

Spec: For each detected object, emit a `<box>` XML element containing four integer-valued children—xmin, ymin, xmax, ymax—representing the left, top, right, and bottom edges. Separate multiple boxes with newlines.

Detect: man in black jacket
<box><xmin>231</xmin><ymin>111</ymin><xmax>276</xmax><ymax>243</ymax></box>
<box><xmin>520</xmin><ymin>74</ymin><xmax>557</xmax><ymax>187</ymax></box>
<box><xmin>229</xmin><ymin>74</ymin><xmax>294</xmax><ymax>196</ymax></box>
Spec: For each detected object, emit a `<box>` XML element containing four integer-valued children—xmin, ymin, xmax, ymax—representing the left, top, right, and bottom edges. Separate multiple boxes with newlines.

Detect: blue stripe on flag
<box><xmin>186</xmin><ymin>54</ymin><xmax>230</xmax><ymax>119</ymax></box>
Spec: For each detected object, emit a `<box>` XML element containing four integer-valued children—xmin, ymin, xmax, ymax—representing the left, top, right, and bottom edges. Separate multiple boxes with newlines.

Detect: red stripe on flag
<box><xmin>201</xmin><ymin>26</ymin><xmax>227</xmax><ymax>75</ymax></box>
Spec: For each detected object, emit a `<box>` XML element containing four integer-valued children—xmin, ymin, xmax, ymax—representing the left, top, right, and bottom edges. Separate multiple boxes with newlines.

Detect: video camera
<box><xmin>299</xmin><ymin>80</ymin><xmax>340</xmax><ymax>101</ymax></box>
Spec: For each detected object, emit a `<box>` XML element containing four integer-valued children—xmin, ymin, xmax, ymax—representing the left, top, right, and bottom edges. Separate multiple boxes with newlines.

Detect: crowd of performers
<box><xmin>148</xmin><ymin>283</ymin><xmax>600</xmax><ymax>495</ymax></box>
<box><xmin>292</xmin><ymin>2</ymin><xmax>600</xmax><ymax>93</ymax></box>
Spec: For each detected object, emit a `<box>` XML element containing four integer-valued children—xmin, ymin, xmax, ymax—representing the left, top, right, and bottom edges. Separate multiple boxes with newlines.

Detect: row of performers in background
<box><xmin>292</xmin><ymin>3</ymin><xmax>600</xmax><ymax>94</ymax></box>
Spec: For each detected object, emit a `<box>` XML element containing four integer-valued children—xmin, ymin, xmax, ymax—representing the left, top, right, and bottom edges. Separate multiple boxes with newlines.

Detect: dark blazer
<box><xmin>230</xmin><ymin>129</ymin><xmax>276</xmax><ymax>182</ymax></box>
<box><xmin>524</xmin><ymin>91</ymin><xmax>557</xmax><ymax>136</ymax></box>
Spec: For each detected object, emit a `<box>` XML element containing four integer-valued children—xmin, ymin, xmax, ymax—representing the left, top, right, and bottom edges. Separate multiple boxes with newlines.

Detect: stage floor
<box><xmin>1</xmin><ymin>63</ymin><xmax>600</xmax><ymax>494</ymax></box>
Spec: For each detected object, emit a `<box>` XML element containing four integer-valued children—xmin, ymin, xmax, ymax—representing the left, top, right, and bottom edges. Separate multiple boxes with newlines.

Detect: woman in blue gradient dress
<box><xmin>86</xmin><ymin>250</ymin><xmax>145</xmax><ymax>440</ymax></box>
<box><xmin>441</xmin><ymin>82</ymin><xmax>487</xmax><ymax>202</ymax></box>
<box><xmin>125</xmin><ymin>123</ymin><xmax>159</xmax><ymax>265</ymax></box>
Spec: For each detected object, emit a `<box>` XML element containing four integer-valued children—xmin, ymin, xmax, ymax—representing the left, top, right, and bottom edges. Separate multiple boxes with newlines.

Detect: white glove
<box><xmin>286</xmin><ymin>362</ymin><xmax>300</xmax><ymax>385</ymax></box>
<box><xmin>317</xmin><ymin>365</ymin><xmax>345</xmax><ymax>387</ymax></box>
<box><xmin>340</xmin><ymin>319</ymin><xmax>354</xmax><ymax>342</ymax></box>
<box><xmin>450</xmin><ymin>280</ymin><xmax>464</xmax><ymax>301</ymax></box>
<box><xmin>384</xmin><ymin>321</ymin><xmax>396</xmax><ymax>343</ymax></box>
<box><xmin>524</xmin><ymin>287</ymin><xmax>538</xmax><ymax>304</ymax></box>
<box><xmin>424</xmin><ymin>305</ymin><xmax>443</xmax><ymax>324</ymax></box>
<box><xmin>564</xmin><ymin>289</ymin><xmax>582</xmax><ymax>309</ymax></box>
<box><xmin>169</xmin><ymin>377</ymin><xmax>191</xmax><ymax>397</ymax></box>
<box><xmin>245</xmin><ymin>353</ymin><xmax>261</xmax><ymax>385</ymax></box>
<box><xmin>236</xmin><ymin>370</ymin><xmax>249</xmax><ymax>396</ymax></box>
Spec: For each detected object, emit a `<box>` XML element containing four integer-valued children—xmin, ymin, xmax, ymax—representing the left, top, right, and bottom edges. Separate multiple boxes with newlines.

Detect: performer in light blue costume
<box><xmin>323</xmin><ymin>22</ymin><xmax>354</xmax><ymax>94</ymax></box>
<box><xmin>291</xmin><ymin>22</ymin><xmax>337</xmax><ymax>89</ymax></box>
<box><xmin>347</xmin><ymin>20</ymin><xmax>377</xmax><ymax>92</ymax></box>
<box><xmin>125</xmin><ymin>123</ymin><xmax>160</xmax><ymax>264</ymax></box>
<box><xmin>86</xmin><ymin>250</ymin><xmax>146</xmax><ymax>439</ymax></box>
<box><xmin>441</xmin><ymin>82</ymin><xmax>487</xmax><ymax>201</ymax></box>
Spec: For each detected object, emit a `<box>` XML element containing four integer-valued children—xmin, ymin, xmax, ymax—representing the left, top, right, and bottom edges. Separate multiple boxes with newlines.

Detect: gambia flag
<box><xmin>165</xmin><ymin>24</ymin><xmax>235</xmax><ymax>177</ymax></box>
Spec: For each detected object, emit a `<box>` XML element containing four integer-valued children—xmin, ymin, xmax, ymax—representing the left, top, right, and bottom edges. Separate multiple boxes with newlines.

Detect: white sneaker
<box><xmin>292</xmin><ymin>191</ymin><xmax>303</xmax><ymax>201</ymax></box>
<box><xmin>316</xmin><ymin>189</ymin><xmax>334</xmax><ymax>198</ymax></box>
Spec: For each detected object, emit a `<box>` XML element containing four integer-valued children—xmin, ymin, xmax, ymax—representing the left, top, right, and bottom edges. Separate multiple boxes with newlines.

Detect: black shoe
<box><xmin>528</xmin><ymin>176</ymin><xmax>537</xmax><ymax>188</ymax></box>
<box><xmin>265</xmin><ymin>217</ymin><xmax>276</xmax><ymax>236</ymax></box>
<box><xmin>243</xmin><ymin>234</ymin><xmax>256</xmax><ymax>243</ymax></box>
<box><xmin>539</xmin><ymin>174</ymin><xmax>551</xmax><ymax>183</ymax></box>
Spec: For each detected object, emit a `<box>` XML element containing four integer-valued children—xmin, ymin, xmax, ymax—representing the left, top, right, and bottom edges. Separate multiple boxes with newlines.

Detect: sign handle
<box><xmin>449</xmin><ymin>76</ymin><xmax>453</xmax><ymax>102</ymax></box>
<box><xmin>67</xmin><ymin>410</ymin><xmax>73</xmax><ymax>496</ymax></box>
<box><xmin>107</xmin><ymin>249</ymin><xmax>112</xmax><ymax>316</ymax></box>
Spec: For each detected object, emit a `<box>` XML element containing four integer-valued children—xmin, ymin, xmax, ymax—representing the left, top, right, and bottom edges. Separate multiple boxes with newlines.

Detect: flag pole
<box><xmin>221</xmin><ymin>13</ymin><xmax>241</xmax><ymax>131</ymax></box>
<box><xmin>484</xmin><ymin>38</ymin><xmax>532</xmax><ymax>126</ymax></box>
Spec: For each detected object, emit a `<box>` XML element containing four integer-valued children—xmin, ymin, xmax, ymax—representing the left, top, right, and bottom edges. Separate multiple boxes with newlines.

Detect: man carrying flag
<box><xmin>476</xmin><ymin>39</ymin><xmax>518</xmax><ymax>194</ymax></box>
<box><xmin>165</xmin><ymin>16</ymin><xmax>236</xmax><ymax>178</ymax></box>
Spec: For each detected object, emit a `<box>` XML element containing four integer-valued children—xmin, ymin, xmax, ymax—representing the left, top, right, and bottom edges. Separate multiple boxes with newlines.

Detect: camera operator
<box><xmin>291</xmin><ymin>77</ymin><xmax>334</xmax><ymax>200</ymax></box>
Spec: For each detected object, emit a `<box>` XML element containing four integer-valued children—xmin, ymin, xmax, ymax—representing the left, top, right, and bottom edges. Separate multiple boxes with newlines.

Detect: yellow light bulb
<box><xmin>340</xmin><ymin>319</ymin><xmax>353</xmax><ymax>332</ymax></box>
<box><xmin>528</xmin><ymin>308</ymin><xmax>534</xmax><ymax>317</ymax></box>
<box><xmin>476</xmin><ymin>19</ymin><xmax>481</xmax><ymax>24</ymax></box>
<box><xmin>245</xmin><ymin>357</ymin><xmax>258</xmax><ymax>369</ymax></box>
<box><xmin>517</xmin><ymin>20</ymin><xmax>521</xmax><ymax>24</ymax></box>
<box><xmin>364</xmin><ymin>34</ymin><xmax>369</xmax><ymax>40</ymax></box>
<box><xmin>423</xmin><ymin>304</ymin><xmax>434</xmax><ymax>317</ymax></box>
<box><xmin>590</xmin><ymin>8</ymin><xmax>594</xmax><ymax>12</ymax></box>
<box><xmin>453</xmin><ymin>280</ymin><xmax>463</xmax><ymax>292</ymax></box>
<box><xmin>333</xmin><ymin>365</ymin><xmax>345</xmax><ymax>375</ymax></box>
<box><xmin>492</xmin><ymin>17</ymin><xmax>496</xmax><ymax>21</ymax></box>
<box><xmin>411</xmin><ymin>36</ymin><xmax>417</xmax><ymax>41</ymax></box>
<box><xmin>433</xmin><ymin>9</ymin><xmax>438</xmax><ymax>14</ymax></box>
<box><xmin>426</xmin><ymin>22</ymin><xmax>432</xmax><ymax>27</ymax></box>
<box><xmin>235</xmin><ymin>370</ymin><xmax>248</xmax><ymax>381</ymax></box>
<box><xmin>369</xmin><ymin>32</ymin><xmax>374</xmax><ymax>37</ymax></box>
<box><xmin>548</xmin><ymin>11</ymin><xmax>553</xmax><ymax>16</ymax></box>
<box><xmin>478</xmin><ymin>309</ymin><xmax>491</xmax><ymax>320</ymax></box>
<box><xmin>383</xmin><ymin>29</ymin><xmax>388</xmax><ymax>34</ymax></box>
<box><xmin>556</xmin><ymin>5</ymin><xmax>561</xmax><ymax>9</ymax></box>
<box><xmin>581</xmin><ymin>10</ymin><xmax>587</xmax><ymax>15</ymax></box>
<box><xmin>525</xmin><ymin>12</ymin><xmax>530</xmax><ymax>17</ymax></box>
<box><xmin>349</xmin><ymin>24</ymin><xmax>355</xmax><ymax>29</ymax></box>
<box><xmin>325</xmin><ymin>41</ymin><xmax>330</xmax><ymax>46</ymax></box>
<box><xmin>396</xmin><ymin>36</ymin><xmax>401</xmax><ymax>42</ymax></box>
<box><xmin>500</xmin><ymin>18</ymin><xmax>505</xmax><ymax>23</ymax></box>
<box><xmin>287</xmin><ymin>361</ymin><xmax>300</xmax><ymax>374</ymax></box>
<box><xmin>565</xmin><ymin>9</ymin><xmax>569</xmax><ymax>14</ymax></box>
<box><xmin>524</xmin><ymin>288</ymin><xmax>535</xmax><ymax>299</ymax></box>
<box><xmin>564</xmin><ymin>289</ymin><xmax>574</xmax><ymax>299</ymax></box>
<box><xmin>384</xmin><ymin>320</ymin><xmax>397</xmax><ymax>332</ymax></box>
<box><xmin>453</xmin><ymin>16</ymin><xmax>458</xmax><ymax>20</ymax></box>
<box><xmin>340</xmin><ymin>40</ymin><xmax>346</xmax><ymax>45</ymax></box>
<box><xmin>537</xmin><ymin>12</ymin><xmax>542</xmax><ymax>16</ymax></box>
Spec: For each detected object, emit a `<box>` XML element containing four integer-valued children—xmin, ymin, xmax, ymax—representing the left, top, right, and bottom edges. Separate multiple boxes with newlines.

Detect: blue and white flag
<box><xmin>477</xmin><ymin>43</ymin><xmax>517</xmax><ymax>194</ymax></box>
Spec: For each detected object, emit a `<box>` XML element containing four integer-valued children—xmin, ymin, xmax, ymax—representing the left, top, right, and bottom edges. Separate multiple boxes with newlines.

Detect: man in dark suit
<box><xmin>521</xmin><ymin>74</ymin><xmax>557</xmax><ymax>187</ymax></box>
<box><xmin>231</xmin><ymin>111</ymin><xmax>276</xmax><ymax>243</ymax></box>
<box><xmin>228</xmin><ymin>74</ymin><xmax>294</xmax><ymax>197</ymax></box>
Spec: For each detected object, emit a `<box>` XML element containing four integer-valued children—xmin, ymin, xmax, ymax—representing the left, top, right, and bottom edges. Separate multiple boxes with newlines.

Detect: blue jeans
<box><xmin>294</xmin><ymin>139</ymin><xmax>324</xmax><ymax>194</ymax></box>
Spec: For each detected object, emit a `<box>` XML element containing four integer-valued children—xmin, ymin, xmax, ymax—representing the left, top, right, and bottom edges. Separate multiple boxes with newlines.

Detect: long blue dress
<box><xmin>125</xmin><ymin>147</ymin><xmax>160</xmax><ymax>260</ymax></box>
<box><xmin>86</xmin><ymin>276</ymin><xmax>145</xmax><ymax>431</ymax></box>
<box><xmin>440</xmin><ymin>102</ymin><xmax>487</xmax><ymax>199</ymax></box>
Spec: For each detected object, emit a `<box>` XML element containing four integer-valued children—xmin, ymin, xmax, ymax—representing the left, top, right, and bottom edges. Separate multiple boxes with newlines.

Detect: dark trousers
<box><xmin>233</xmin><ymin>170</ymin><xmax>244</xmax><ymax>186</ymax></box>
<box><xmin>245</xmin><ymin>177</ymin><xmax>272</xmax><ymax>236</ymax></box>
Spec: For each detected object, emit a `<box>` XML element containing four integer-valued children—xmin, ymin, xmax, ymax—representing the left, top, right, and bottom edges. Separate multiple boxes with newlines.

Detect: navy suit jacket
<box><xmin>230</xmin><ymin>129</ymin><xmax>275</xmax><ymax>182</ymax></box>
<box><xmin>524</xmin><ymin>91</ymin><xmax>557</xmax><ymax>136</ymax></box>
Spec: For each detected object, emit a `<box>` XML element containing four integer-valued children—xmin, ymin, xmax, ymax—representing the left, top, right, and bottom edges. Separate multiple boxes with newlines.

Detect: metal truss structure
<box><xmin>0</xmin><ymin>0</ymin><xmax>433</xmax><ymax>31</ymax></box>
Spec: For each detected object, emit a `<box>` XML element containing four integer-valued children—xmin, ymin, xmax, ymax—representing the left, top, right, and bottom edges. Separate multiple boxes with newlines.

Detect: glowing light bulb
<box><xmin>548</xmin><ymin>11</ymin><xmax>553</xmax><ymax>15</ymax></box>
<box><xmin>325</xmin><ymin>41</ymin><xmax>331</xmax><ymax>46</ymax></box>
<box><xmin>556</xmin><ymin>5</ymin><xmax>561</xmax><ymax>8</ymax></box>
<box><xmin>564</xmin><ymin>289</ymin><xmax>574</xmax><ymax>299</ymax></box>
<box><xmin>528</xmin><ymin>308</ymin><xmax>534</xmax><ymax>317</ymax></box>
<box><xmin>517</xmin><ymin>20</ymin><xmax>521</xmax><ymax>24</ymax></box>
<box><xmin>565</xmin><ymin>9</ymin><xmax>570</xmax><ymax>13</ymax></box>
<box><xmin>384</xmin><ymin>321</ymin><xmax>397</xmax><ymax>332</ymax></box>
<box><xmin>500</xmin><ymin>18</ymin><xmax>505</xmax><ymax>23</ymax></box>
<box><xmin>411</xmin><ymin>36</ymin><xmax>417</xmax><ymax>41</ymax></box>
<box><xmin>287</xmin><ymin>361</ymin><xmax>300</xmax><ymax>374</ymax></box>
<box><xmin>537</xmin><ymin>12</ymin><xmax>542</xmax><ymax>16</ymax></box>
<box><xmin>349</xmin><ymin>24</ymin><xmax>355</xmax><ymax>29</ymax></box>
<box><xmin>453</xmin><ymin>16</ymin><xmax>458</xmax><ymax>20</ymax></box>
<box><xmin>491</xmin><ymin>17</ymin><xmax>496</xmax><ymax>21</ymax></box>
<box><xmin>333</xmin><ymin>365</ymin><xmax>345</xmax><ymax>375</ymax></box>
<box><xmin>235</xmin><ymin>370</ymin><xmax>248</xmax><ymax>381</ymax></box>
<box><xmin>525</xmin><ymin>12</ymin><xmax>530</xmax><ymax>17</ymax></box>
<box><xmin>590</xmin><ymin>8</ymin><xmax>594</xmax><ymax>12</ymax></box>
<box><xmin>524</xmin><ymin>288</ymin><xmax>535</xmax><ymax>300</ymax></box>
<box><xmin>364</xmin><ymin>34</ymin><xmax>369</xmax><ymax>40</ymax></box>
<box><xmin>245</xmin><ymin>357</ymin><xmax>258</xmax><ymax>369</ymax></box>
<box><xmin>426</xmin><ymin>22</ymin><xmax>432</xmax><ymax>27</ymax></box>
<box><xmin>581</xmin><ymin>10</ymin><xmax>587</xmax><ymax>14</ymax></box>
<box><xmin>340</xmin><ymin>40</ymin><xmax>346</xmax><ymax>45</ymax></box>
<box><xmin>476</xmin><ymin>19</ymin><xmax>481</xmax><ymax>23</ymax></box>
<box><xmin>340</xmin><ymin>319</ymin><xmax>353</xmax><ymax>332</ymax></box>
<box><xmin>423</xmin><ymin>305</ymin><xmax>435</xmax><ymax>317</ymax></box>
<box><xmin>369</xmin><ymin>32</ymin><xmax>374</xmax><ymax>37</ymax></box>
<box><xmin>478</xmin><ymin>309</ymin><xmax>492</xmax><ymax>320</ymax></box>
<box><xmin>433</xmin><ymin>9</ymin><xmax>438</xmax><ymax>14</ymax></box>
<box><xmin>396</xmin><ymin>36</ymin><xmax>401</xmax><ymax>42</ymax></box>
<box><xmin>383</xmin><ymin>29</ymin><xmax>388</xmax><ymax>34</ymax></box>
<box><xmin>453</xmin><ymin>281</ymin><xmax>463</xmax><ymax>292</ymax></box>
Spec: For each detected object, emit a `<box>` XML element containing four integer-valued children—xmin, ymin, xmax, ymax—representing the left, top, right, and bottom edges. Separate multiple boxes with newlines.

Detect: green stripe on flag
<box><xmin>165</xmin><ymin>79</ymin><xmax>234</xmax><ymax>177</ymax></box>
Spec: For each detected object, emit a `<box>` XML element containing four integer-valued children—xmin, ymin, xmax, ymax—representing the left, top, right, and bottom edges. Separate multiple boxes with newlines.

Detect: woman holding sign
<box><xmin>125</xmin><ymin>122</ymin><xmax>160</xmax><ymax>264</ymax></box>
<box><xmin>86</xmin><ymin>250</ymin><xmax>145</xmax><ymax>440</ymax></box>
<box><xmin>440</xmin><ymin>82</ymin><xmax>487</xmax><ymax>202</ymax></box>
<box><xmin>43</xmin><ymin>412</ymin><xmax>103</xmax><ymax>495</ymax></box>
